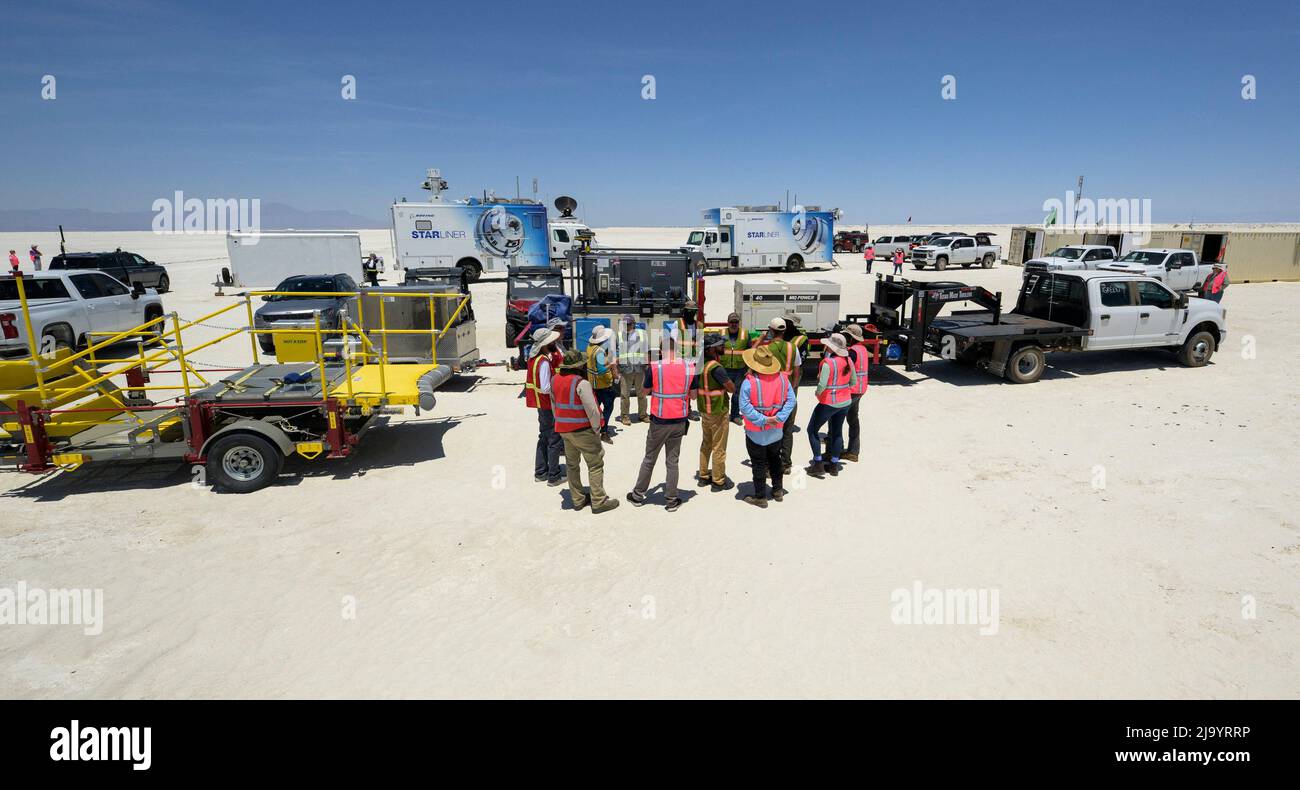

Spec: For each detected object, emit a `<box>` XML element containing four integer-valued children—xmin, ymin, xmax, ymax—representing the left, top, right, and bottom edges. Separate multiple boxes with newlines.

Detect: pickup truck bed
<box><xmin>929</xmin><ymin>309</ymin><xmax>1087</xmax><ymax>340</ymax></box>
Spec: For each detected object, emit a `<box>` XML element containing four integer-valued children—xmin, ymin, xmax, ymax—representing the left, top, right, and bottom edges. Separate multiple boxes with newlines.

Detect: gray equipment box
<box><xmin>359</xmin><ymin>285</ymin><xmax>479</xmax><ymax>371</ymax></box>
<box><xmin>735</xmin><ymin>278</ymin><xmax>842</xmax><ymax>333</ymax></box>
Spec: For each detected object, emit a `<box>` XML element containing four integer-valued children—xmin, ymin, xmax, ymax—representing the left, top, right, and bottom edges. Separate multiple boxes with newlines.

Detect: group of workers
<box><xmin>523</xmin><ymin>311</ymin><xmax>872</xmax><ymax>512</ymax></box>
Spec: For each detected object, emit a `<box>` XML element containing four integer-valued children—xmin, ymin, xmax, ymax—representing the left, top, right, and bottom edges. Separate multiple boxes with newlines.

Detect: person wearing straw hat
<box><xmin>550</xmin><ymin>350</ymin><xmax>620</xmax><ymax>514</ymax></box>
<box><xmin>584</xmin><ymin>324</ymin><xmax>618</xmax><ymax>444</ymax></box>
<box><xmin>841</xmin><ymin>323</ymin><xmax>871</xmax><ymax>462</ymax></box>
<box><xmin>694</xmin><ymin>334</ymin><xmax>737</xmax><ymax>492</ymax></box>
<box><xmin>525</xmin><ymin>327</ymin><xmax>565</xmax><ymax>485</ymax></box>
<box><xmin>805</xmin><ymin>332</ymin><xmax>858</xmax><ymax>478</ymax></box>
<box><xmin>616</xmin><ymin>314</ymin><xmax>649</xmax><ymax>425</ymax></box>
<box><xmin>627</xmin><ymin>335</ymin><xmax>697</xmax><ymax>512</ymax></box>
<box><xmin>1199</xmin><ymin>262</ymin><xmax>1228</xmax><ymax>303</ymax></box>
<box><xmin>737</xmin><ymin>343</ymin><xmax>796</xmax><ymax>508</ymax></box>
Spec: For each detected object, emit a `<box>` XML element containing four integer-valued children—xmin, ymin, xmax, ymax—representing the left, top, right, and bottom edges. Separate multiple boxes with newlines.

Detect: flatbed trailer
<box><xmin>0</xmin><ymin>272</ymin><xmax>468</xmax><ymax>492</ymax></box>
<box><xmin>845</xmin><ymin>275</ymin><xmax>1088</xmax><ymax>382</ymax></box>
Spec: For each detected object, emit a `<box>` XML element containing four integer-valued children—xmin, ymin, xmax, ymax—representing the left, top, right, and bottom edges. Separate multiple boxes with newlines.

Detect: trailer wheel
<box><xmin>981</xmin><ymin>254</ymin><xmax>996</xmax><ymax>269</ymax></box>
<box><xmin>1005</xmin><ymin>345</ymin><xmax>1045</xmax><ymax>384</ymax></box>
<box><xmin>1177</xmin><ymin>330</ymin><xmax>1215</xmax><ymax>367</ymax></box>
<box><xmin>206</xmin><ymin>433</ymin><xmax>283</xmax><ymax>493</ymax></box>
<box><xmin>785</xmin><ymin>254</ymin><xmax>804</xmax><ymax>272</ymax></box>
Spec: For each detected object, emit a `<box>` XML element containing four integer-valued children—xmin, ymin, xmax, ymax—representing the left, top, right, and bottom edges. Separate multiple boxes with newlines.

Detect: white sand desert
<box><xmin>1</xmin><ymin>228</ymin><xmax>1297</xmax><ymax>698</ymax></box>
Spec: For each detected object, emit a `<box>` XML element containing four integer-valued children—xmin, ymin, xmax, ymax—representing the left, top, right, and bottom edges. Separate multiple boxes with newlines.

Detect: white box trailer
<box><xmin>734</xmin><ymin>278</ymin><xmax>842</xmax><ymax>364</ymax></box>
<box><xmin>686</xmin><ymin>205</ymin><xmax>841</xmax><ymax>273</ymax></box>
<box><xmin>224</xmin><ymin>231</ymin><xmax>363</xmax><ymax>288</ymax></box>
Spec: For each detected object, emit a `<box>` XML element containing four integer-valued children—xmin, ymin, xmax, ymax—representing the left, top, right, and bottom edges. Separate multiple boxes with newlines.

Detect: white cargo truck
<box><xmin>686</xmin><ymin>205</ymin><xmax>841</xmax><ymax>273</ymax></box>
<box><xmin>734</xmin><ymin>278</ymin><xmax>841</xmax><ymax>367</ymax></box>
<box><xmin>223</xmin><ymin>231</ymin><xmax>363</xmax><ymax>289</ymax></box>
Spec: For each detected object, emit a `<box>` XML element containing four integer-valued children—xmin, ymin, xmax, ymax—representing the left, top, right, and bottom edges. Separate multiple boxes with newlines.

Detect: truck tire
<box><xmin>1005</xmin><ymin>344</ymin><xmax>1045</xmax><ymax>384</ymax></box>
<box><xmin>1177</xmin><ymin>330</ymin><xmax>1215</xmax><ymax>367</ymax></box>
<box><xmin>206</xmin><ymin>432</ymin><xmax>284</xmax><ymax>493</ymax></box>
<box><xmin>41</xmin><ymin>324</ymin><xmax>75</xmax><ymax>352</ymax></box>
<box><xmin>142</xmin><ymin>306</ymin><xmax>166</xmax><ymax>346</ymax></box>
<box><xmin>935</xmin><ymin>256</ymin><xmax>948</xmax><ymax>271</ymax></box>
<box><xmin>961</xmin><ymin>261</ymin><xmax>972</xmax><ymax>268</ymax></box>
<box><xmin>785</xmin><ymin>255</ymin><xmax>804</xmax><ymax>272</ymax></box>
<box><xmin>157</xmin><ymin>274</ymin><xmax>171</xmax><ymax>293</ymax></box>
<box><xmin>981</xmin><ymin>254</ymin><xmax>996</xmax><ymax>269</ymax></box>
<box><xmin>457</xmin><ymin>258</ymin><xmax>483</xmax><ymax>283</ymax></box>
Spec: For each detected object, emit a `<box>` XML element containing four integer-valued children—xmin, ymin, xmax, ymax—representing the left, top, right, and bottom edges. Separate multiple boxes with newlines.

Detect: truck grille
<box><xmin>910</xmin><ymin>251</ymin><xmax>927</xmax><ymax>262</ymax></box>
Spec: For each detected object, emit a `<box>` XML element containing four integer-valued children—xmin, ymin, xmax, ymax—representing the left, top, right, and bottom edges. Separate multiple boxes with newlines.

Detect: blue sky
<box><xmin>2</xmin><ymin>0</ymin><xmax>1297</xmax><ymax>226</ymax></box>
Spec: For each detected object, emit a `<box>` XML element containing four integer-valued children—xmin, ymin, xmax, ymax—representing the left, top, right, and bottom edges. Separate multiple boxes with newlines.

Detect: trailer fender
<box><xmin>200</xmin><ymin>420</ymin><xmax>294</xmax><ymax>460</ymax></box>
<box><xmin>985</xmin><ymin>340</ymin><xmax>1014</xmax><ymax>378</ymax></box>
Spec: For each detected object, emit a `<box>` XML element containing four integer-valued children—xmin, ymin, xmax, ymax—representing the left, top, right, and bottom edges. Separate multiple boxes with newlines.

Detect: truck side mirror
<box><xmin>1175</xmin><ymin>294</ymin><xmax>1189</xmax><ymax>309</ymax></box>
<box><xmin>131</xmin><ymin>281</ymin><xmax>146</xmax><ymax>299</ymax></box>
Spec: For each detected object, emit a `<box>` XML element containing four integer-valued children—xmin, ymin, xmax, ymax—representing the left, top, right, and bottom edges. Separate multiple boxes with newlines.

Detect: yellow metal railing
<box><xmin>1</xmin><ymin>280</ymin><xmax>470</xmax><ymax>415</ymax></box>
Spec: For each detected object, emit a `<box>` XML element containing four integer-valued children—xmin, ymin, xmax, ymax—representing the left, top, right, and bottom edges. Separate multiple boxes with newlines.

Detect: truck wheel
<box><xmin>206</xmin><ymin>433</ymin><xmax>283</xmax><ymax>493</ymax></box>
<box><xmin>157</xmin><ymin>274</ymin><xmax>170</xmax><ymax>293</ymax></box>
<box><xmin>935</xmin><ymin>256</ymin><xmax>948</xmax><ymax>271</ymax></box>
<box><xmin>457</xmin><ymin>259</ymin><xmax>483</xmax><ymax>283</ymax></box>
<box><xmin>961</xmin><ymin>261</ymin><xmax>972</xmax><ymax>269</ymax></box>
<box><xmin>981</xmin><ymin>254</ymin><xmax>995</xmax><ymax>269</ymax></box>
<box><xmin>41</xmin><ymin>325</ymin><xmax>75</xmax><ymax>353</ymax></box>
<box><xmin>142</xmin><ymin>307</ymin><xmax>166</xmax><ymax>346</ymax></box>
<box><xmin>785</xmin><ymin>255</ymin><xmax>804</xmax><ymax>272</ymax></box>
<box><xmin>1177</xmin><ymin>330</ymin><xmax>1215</xmax><ymax>367</ymax></box>
<box><xmin>1005</xmin><ymin>345</ymin><xmax>1045</xmax><ymax>384</ymax></box>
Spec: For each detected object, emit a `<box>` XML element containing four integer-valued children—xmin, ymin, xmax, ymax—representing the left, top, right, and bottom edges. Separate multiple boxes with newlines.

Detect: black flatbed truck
<box><xmin>845</xmin><ymin>275</ymin><xmax>1090</xmax><ymax>383</ymax></box>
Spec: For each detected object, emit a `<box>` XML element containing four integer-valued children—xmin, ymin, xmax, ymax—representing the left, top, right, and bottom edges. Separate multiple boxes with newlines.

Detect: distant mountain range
<box><xmin>0</xmin><ymin>203</ymin><xmax>387</xmax><ymax>232</ymax></box>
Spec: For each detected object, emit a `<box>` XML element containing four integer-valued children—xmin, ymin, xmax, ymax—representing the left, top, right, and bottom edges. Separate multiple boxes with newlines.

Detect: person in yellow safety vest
<box><xmin>841</xmin><ymin>323</ymin><xmax>871</xmax><ymax>462</ymax></box>
<box><xmin>805</xmin><ymin>332</ymin><xmax>858</xmax><ymax>479</ymax></box>
<box><xmin>719</xmin><ymin>311</ymin><xmax>752</xmax><ymax>426</ymax></box>
<box><xmin>693</xmin><ymin>334</ymin><xmax>737</xmax><ymax>491</ymax></box>
<box><xmin>584</xmin><ymin>325</ymin><xmax>617</xmax><ymax>444</ymax></box>
<box><xmin>616</xmin><ymin>314</ymin><xmax>648</xmax><ymax>425</ymax></box>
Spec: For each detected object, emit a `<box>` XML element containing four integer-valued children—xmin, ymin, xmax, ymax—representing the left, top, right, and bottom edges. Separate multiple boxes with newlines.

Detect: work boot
<box><xmin>782</xmin><ymin>463</ymin><xmax>792</xmax><ymax>475</ymax></box>
<box><xmin>743</xmin><ymin>495</ymin><xmax>768</xmax><ymax>509</ymax></box>
<box><xmin>592</xmin><ymin>499</ymin><xmax>621</xmax><ymax>514</ymax></box>
<box><xmin>547</xmin><ymin>477</ymin><xmax>564</xmax><ymax>487</ymax></box>
<box><xmin>842</xmin><ymin>452</ymin><xmax>859</xmax><ymax>462</ymax></box>
<box><xmin>639</xmin><ymin>414</ymin><xmax>650</xmax><ymax>424</ymax></box>
<box><xmin>619</xmin><ymin>415</ymin><xmax>631</xmax><ymax>426</ymax></box>
<box><xmin>772</xmin><ymin>489</ymin><xmax>784</xmax><ymax>502</ymax></box>
<box><xmin>601</xmin><ymin>432</ymin><xmax>613</xmax><ymax>445</ymax></box>
<box><xmin>696</xmin><ymin>475</ymin><xmax>713</xmax><ymax>487</ymax></box>
<box><xmin>806</xmin><ymin>460</ymin><xmax>826</xmax><ymax>479</ymax></box>
<box><xmin>626</xmin><ymin>491</ymin><xmax>647</xmax><ymax>507</ymax></box>
<box><xmin>711</xmin><ymin>480</ymin><xmax>734</xmax><ymax>493</ymax></box>
<box><xmin>665</xmin><ymin>497</ymin><xmax>682</xmax><ymax>512</ymax></box>
<box><xmin>534</xmin><ymin>474</ymin><xmax>548</xmax><ymax>482</ymax></box>
<box><xmin>827</xmin><ymin>460</ymin><xmax>840</xmax><ymax>477</ymax></box>
<box><xmin>572</xmin><ymin>499</ymin><xmax>588</xmax><ymax>511</ymax></box>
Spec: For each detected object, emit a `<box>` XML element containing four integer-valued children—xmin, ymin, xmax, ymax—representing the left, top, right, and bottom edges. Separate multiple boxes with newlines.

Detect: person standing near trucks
<box><xmin>720</xmin><ymin>312</ymin><xmax>751</xmax><ymax>426</ymax></box>
<box><xmin>363</xmin><ymin>253</ymin><xmax>381</xmax><ymax>286</ymax></box>
<box><xmin>550</xmin><ymin>350</ymin><xmax>620</xmax><ymax>514</ymax></box>
<box><xmin>671</xmin><ymin>314</ymin><xmax>702</xmax><ymax>422</ymax></box>
<box><xmin>863</xmin><ymin>243</ymin><xmax>874</xmax><ymax>274</ymax></box>
<box><xmin>773</xmin><ymin>316</ymin><xmax>805</xmax><ymax>475</ymax></box>
<box><xmin>841</xmin><ymin>324</ymin><xmax>871</xmax><ymax>462</ymax></box>
<box><xmin>892</xmin><ymin>247</ymin><xmax>905</xmax><ymax>274</ymax></box>
<box><xmin>28</xmin><ymin>245</ymin><xmax>42</xmax><ymax>271</ymax></box>
<box><xmin>627</xmin><ymin>336</ymin><xmax>697</xmax><ymax>513</ymax></box>
<box><xmin>7</xmin><ymin>251</ymin><xmax>19</xmax><ymax>273</ymax></box>
<box><xmin>525</xmin><ymin>327</ymin><xmax>564</xmax><ymax>486</ymax></box>
<box><xmin>694</xmin><ymin>335</ymin><xmax>736</xmax><ymax>492</ymax></box>
<box><xmin>738</xmin><ymin>344</ymin><xmax>796</xmax><ymax>508</ymax></box>
<box><xmin>805</xmin><ymin>332</ymin><xmax>858</xmax><ymax>479</ymax></box>
<box><xmin>616</xmin><ymin>314</ymin><xmax>648</xmax><ymax>425</ymax></box>
<box><xmin>1199</xmin><ymin>263</ymin><xmax>1228</xmax><ymax>303</ymax></box>
<box><xmin>584</xmin><ymin>325</ymin><xmax>617</xmax><ymax>444</ymax></box>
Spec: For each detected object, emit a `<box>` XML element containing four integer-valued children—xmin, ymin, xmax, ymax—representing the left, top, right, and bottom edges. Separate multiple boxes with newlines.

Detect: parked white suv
<box><xmin>0</xmin><ymin>271</ymin><xmax>164</xmax><ymax>357</ymax></box>
<box><xmin>1023</xmin><ymin>244</ymin><xmax>1117</xmax><ymax>274</ymax></box>
<box><xmin>870</xmin><ymin>234</ymin><xmax>916</xmax><ymax>260</ymax></box>
<box><xmin>1098</xmin><ymin>248</ymin><xmax>1209</xmax><ymax>292</ymax></box>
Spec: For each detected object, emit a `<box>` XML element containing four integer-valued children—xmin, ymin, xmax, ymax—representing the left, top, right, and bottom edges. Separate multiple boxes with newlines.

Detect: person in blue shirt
<box><xmin>737</xmin><ymin>344</ymin><xmax>797</xmax><ymax>508</ymax></box>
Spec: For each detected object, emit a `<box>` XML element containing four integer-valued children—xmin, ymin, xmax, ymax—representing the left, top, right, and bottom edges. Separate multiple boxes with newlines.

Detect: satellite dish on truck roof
<box><xmin>554</xmin><ymin>196</ymin><xmax>578</xmax><ymax>217</ymax></box>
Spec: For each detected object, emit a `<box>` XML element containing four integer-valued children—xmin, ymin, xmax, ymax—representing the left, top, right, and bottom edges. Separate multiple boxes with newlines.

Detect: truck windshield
<box><xmin>1117</xmin><ymin>251</ymin><xmax>1167</xmax><ymax>265</ymax></box>
<box><xmin>267</xmin><ymin>277</ymin><xmax>339</xmax><ymax>300</ymax></box>
<box><xmin>686</xmin><ymin>231</ymin><xmax>705</xmax><ymax>246</ymax></box>
<box><xmin>1047</xmin><ymin>247</ymin><xmax>1083</xmax><ymax>259</ymax></box>
<box><xmin>0</xmin><ymin>279</ymin><xmax>72</xmax><ymax>301</ymax></box>
<box><xmin>509</xmin><ymin>279</ymin><xmax>561</xmax><ymax>299</ymax></box>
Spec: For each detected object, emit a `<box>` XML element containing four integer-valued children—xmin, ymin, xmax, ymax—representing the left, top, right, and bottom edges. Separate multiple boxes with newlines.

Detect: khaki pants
<box><xmin>697</xmin><ymin>411</ymin><xmax>729</xmax><ymax>484</ymax></box>
<box><xmin>561</xmin><ymin>428</ymin><xmax>608</xmax><ymax>509</ymax></box>
<box><xmin>619</xmin><ymin>365</ymin><xmax>647</xmax><ymax>419</ymax></box>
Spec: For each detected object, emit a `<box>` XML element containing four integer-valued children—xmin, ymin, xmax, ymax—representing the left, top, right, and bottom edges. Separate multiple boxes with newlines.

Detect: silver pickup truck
<box><xmin>910</xmin><ymin>233</ymin><xmax>1001</xmax><ymax>270</ymax></box>
<box><xmin>0</xmin><ymin>271</ymin><xmax>164</xmax><ymax>357</ymax></box>
<box><xmin>1098</xmin><ymin>248</ymin><xmax>1210</xmax><ymax>292</ymax></box>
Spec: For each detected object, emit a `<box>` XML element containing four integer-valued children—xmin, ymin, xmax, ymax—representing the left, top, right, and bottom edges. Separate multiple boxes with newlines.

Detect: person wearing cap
<box><xmin>550</xmin><ymin>350</ymin><xmax>620</xmax><ymax>514</ymax></box>
<box><xmin>737</xmin><ymin>344</ymin><xmax>796</xmax><ymax>508</ymax></box>
<box><xmin>584</xmin><ymin>325</ymin><xmax>617</xmax><ymax>444</ymax></box>
<box><xmin>892</xmin><ymin>247</ymin><xmax>905</xmax><ymax>274</ymax></box>
<box><xmin>841</xmin><ymin>324</ymin><xmax>871</xmax><ymax>462</ymax></box>
<box><xmin>28</xmin><ymin>244</ymin><xmax>42</xmax><ymax>271</ymax></box>
<box><xmin>862</xmin><ymin>242</ymin><xmax>874</xmax><ymax>274</ymax></box>
<box><xmin>694</xmin><ymin>334</ymin><xmax>737</xmax><ymax>491</ymax></box>
<box><xmin>805</xmin><ymin>332</ymin><xmax>858</xmax><ymax>478</ymax></box>
<box><xmin>1199</xmin><ymin>263</ymin><xmax>1228</xmax><ymax>303</ymax></box>
<box><xmin>616</xmin><ymin>314</ymin><xmax>648</xmax><ymax>425</ymax></box>
<box><xmin>7</xmin><ymin>251</ymin><xmax>19</xmax><ymax>272</ymax></box>
<box><xmin>525</xmin><ymin>327</ymin><xmax>564</xmax><ymax>485</ymax></box>
<box><xmin>720</xmin><ymin>312</ymin><xmax>752</xmax><ymax>425</ymax></box>
<box><xmin>627</xmin><ymin>335</ymin><xmax>697</xmax><ymax>512</ymax></box>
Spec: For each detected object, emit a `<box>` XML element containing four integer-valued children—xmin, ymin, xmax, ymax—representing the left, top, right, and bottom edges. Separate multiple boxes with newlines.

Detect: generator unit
<box><xmin>359</xmin><ymin>268</ymin><xmax>479</xmax><ymax>371</ymax></box>
<box><xmin>565</xmin><ymin>247</ymin><xmax>701</xmax><ymax>323</ymax></box>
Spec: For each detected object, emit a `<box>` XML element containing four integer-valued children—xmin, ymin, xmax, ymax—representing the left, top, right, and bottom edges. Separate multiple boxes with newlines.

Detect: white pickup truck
<box><xmin>1098</xmin><ymin>248</ymin><xmax>1210</xmax><ymax>292</ymax></box>
<box><xmin>910</xmin><ymin>233</ymin><xmax>1001</xmax><ymax>270</ymax></box>
<box><xmin>1022</xmin><ymin>244</ymin><xmax>1118</xmax><ymax>274</ymax></box>
<box><xmin>0</xmin><ymin>271</ymin><xmax>165</xmax><ymax>358</ymax></box>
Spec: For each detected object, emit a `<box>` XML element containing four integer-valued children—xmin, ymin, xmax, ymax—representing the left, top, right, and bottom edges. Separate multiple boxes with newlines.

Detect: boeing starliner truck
<box><xmin>682</xmin><ymin>205</ymin><xmax>841</xmax><ymax>273</ymax></box>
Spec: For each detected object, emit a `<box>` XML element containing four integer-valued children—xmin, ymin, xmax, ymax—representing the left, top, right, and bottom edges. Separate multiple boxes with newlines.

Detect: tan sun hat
<box><xmin>842</xmin><ymin>323</ymin><xmax>865</xmax><ymax>342</ymax></box>
<box><xmin>530</xmin><ymin>328</ymin><xmax>561</xmax><ymax>357</ymax></box>
<box><xmin>588</xmin><ymin>325</ymin><xmax>613</xmax><ymax>345</ymax></box>
<box><xmin>822</xmin><ymin>332</ymin><xmax>850</xmax><ymax>357</ymax></box>
<box><xmin>742</xmin><ymin>344</ymin><xmax>782</xmax><ymax>375</ymax></box>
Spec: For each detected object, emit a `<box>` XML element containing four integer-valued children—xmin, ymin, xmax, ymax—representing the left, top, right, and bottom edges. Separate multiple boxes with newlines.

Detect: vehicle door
<box><xmin>718</xmin><ymin>227</ymin><xmax>734</xmax><ymax>257</ymax></box>
<box><xmin>1081</xmin><ymin>248</ymin><xmax>1111</xmax><ymax>270</ymax></box>
<box><xmin>551</xmin><ymin>227</ymin><xmax>570</xmax><ymax>258</ymax></box>
<box><xmin>67</xmin><ymin>273</ymin><xmax>116</xmax><ymax>335</ymax></box>
<box><xmin>875</xmin><ymin>236</ymin><xmax>893</xmax><ymax>258</ymax></box>
<box><xmin>952</xmin><ymin>236</ymin><xmax>976</xmax><ymax>264</ymax></box>
<box><xmin>101</xmin><ymin>253</ymin><xmax>132</xmax><ymax>285</ymax></box>
<box><xmin>1132</xmin><ymin>280</ymin><xmax>1181</xmax><ymax>346</ymax></box>
<box><xmin>130</xmin><ymin>254</ymin><xmax>160</xmax><ymax>287</ymax></box>
<box><xmin>1088</xmin><ymin>279</ymin><xmax>1142</xmax><ymax>350</ymax></box>
<box><xmin>703</xmin><ymin>229</ymin><xmax>725</xmax><ymax>260</ymax></box>
<box><xmin>1166</xmin><ymin>252</ymin><xmax>1197</xmax><ymax>291</ymax></box>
